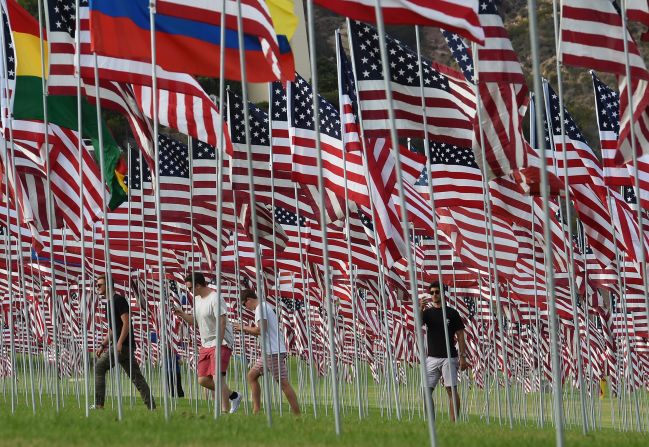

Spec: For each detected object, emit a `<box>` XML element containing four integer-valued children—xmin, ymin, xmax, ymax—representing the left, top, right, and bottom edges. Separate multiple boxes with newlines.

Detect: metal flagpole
<box><xmin>303</xmin><ymin>0</ymin><xmax>342</xmax><ymax>432</ymax></box>
<box><xmin>415</xmin><ymin>24</ymin><xmax>467</xmax><ymax>425</ymax></box>
<box><xmin>543</xmin><ymin>1</ymin><xmax>590</xmax><ymax>417</ymax></box>
<box><xmin>620</xmin><ymin>0</ymin><xmax>649</xmax><ymax>394</ymax></box>
<box><xmin>528</xmin><ymin>1</ymin><xmax>565</xmax><ymax>444</ymax></box>
<box><xmin>146</xmin><ymin>0</ymin><xmax>171</xmax><ymax>419</ymax></box>
<box><xmin>368</xmin><ymin>2</ymin><xmax>435</xmax><ymax>443</ymax></box>
<box><xmin>37</xmin><ymin>0</ymin><xmax>61</xmax><ymax>413</ymax></box>
<box><xmin>234</xmin><ymin>0</ymin><xmax>274</xmax><ymax>426</ymax></box>
<box><xmin>292</xmin><ymin>185</ymin><xmax>319</xmax><ymax>416</ymax></box>
<box><xmin>334</xmin><ymin>30</ymin><xmax>364</xmax><ymax>419</ymax></box>
<box><xmin>91</xmin><ymin>51</ymin><xmax>124</xmax><ymax>419</ymax></box>
<box><xmin>471</xmin><ymin>42</ymin><xmax>514</xmax><ymax>430</ymax></box>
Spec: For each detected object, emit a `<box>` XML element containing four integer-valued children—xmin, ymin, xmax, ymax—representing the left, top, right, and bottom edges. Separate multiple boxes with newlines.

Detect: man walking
<box><xmin>93</xmin><ymin>275</ymin><xmax>155</xmax><ymax>410</ymax></box>
<box><xmin>421</xmin><ymin>281</ymin><xmax>469</xmax><ymax>422</ymax></box>
<box><xmin>233</xmin><ymin>289</ymin><xmax>300</xmax><ymax>415</ymax></box>
<box><xmin>174</xmin><ymin>272</ymin><xmax>241</xmax><ymax>413</ymax></box>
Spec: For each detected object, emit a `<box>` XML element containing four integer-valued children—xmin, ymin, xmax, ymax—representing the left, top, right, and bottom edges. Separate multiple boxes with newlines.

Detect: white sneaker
<box><xmin>229</xmin><ymin>393</ymin><xmax>242</xmax><ymax>414</ymax></box>
<box><xmin>88</xmin><ymin>405</ymin><xmax>103</xmax><ymax>410</ymax></box>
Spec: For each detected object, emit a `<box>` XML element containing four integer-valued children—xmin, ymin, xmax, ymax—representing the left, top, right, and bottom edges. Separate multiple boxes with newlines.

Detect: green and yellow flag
<box><xmin>7</xmin><ymin>0</ymin><xmax>126</xmax><ymax>209</ymax></box>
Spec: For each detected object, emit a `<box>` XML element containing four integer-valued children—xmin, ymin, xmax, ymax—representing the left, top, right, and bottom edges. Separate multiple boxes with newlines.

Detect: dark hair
<box><xmin>240</xmin><ymin>288</ymin><xmax>257</xmax><ymax>304</ymax></box>
<box><xmin>184</xmin><ymin>272</ymin><xmax>207</xmax><ymax>287</ymax></box>
<box><xmin>429</xmin><ymin>281</ymin><xmax>444</xmax><ymax>293</ymax></box>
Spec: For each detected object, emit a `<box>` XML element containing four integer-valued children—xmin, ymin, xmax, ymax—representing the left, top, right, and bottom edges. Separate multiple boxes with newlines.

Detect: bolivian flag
<box><xmin>7</xmin><ymin>0</ymin><xmax>127</xmax><ymax>209</ymax></box>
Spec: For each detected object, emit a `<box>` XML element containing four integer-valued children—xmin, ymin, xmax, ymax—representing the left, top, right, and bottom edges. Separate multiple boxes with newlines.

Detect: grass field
<box><xmin>1</xmin><ymin>397</ymin><xmax>648</xmax><ymax>447</ymax></box>
<box><xmin>1</xmin><ymin>356</ymin><xmax>648</xmax><ymax>446</ymax></box>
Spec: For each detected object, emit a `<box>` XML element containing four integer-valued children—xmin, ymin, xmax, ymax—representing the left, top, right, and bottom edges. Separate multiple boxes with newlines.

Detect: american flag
<box><xmin>591</xmin><ymin>72</ymin><xmax>632</xmax><ymax>187</ymax></box>
<box><xmin>560</xmin><ymin>0</ymin><xmax>649</xmax><ymax>165</ymax></box>
<box><xmin>316</xmin><ymin>0</ymin><xmax>484</xmax><ymax>44</ymax></box>
<box><xmin>288</xmin><ymin>74</ymin><xmax>369</xmax><ymax>209</ymax></box>
<box><xmin>593</xmin><ymin>72</ymin><xmax>649</xmax><ymax>210</ymax></box>
<box><xmin>413</xmin><ymin>141</ymin><xmax>484</xmax><ymax>209</ymax></box>
<box><xmin>544</xmin><ymin>80</ymin><xmax>604</xmax><ymax>185</ymax></box>
<box><xmin>0</xmin><ymin>5</ymin><xmax>14</xmax><ymax>128</ymax></box>
<box><xmin>226</xmin><ymin>89</ymin><xmax>293</xmax><ymax>197</ymax></box>
<box><xmin>270</xmin><ymin>81</ymin><xmax>341</xmax><ymax>223</ymax></box>
<box><xmin>336</xmin><ymin>33</ymin><xmax>363</xmax><ymax>153</ymax></box>
<box><xmin>349</xmin><ymin>20</ymin><xmax>475</xmax><ymax>147</ymax></box>
<box><xmin>445</xmin><ymin>1</ymin><xmax>531</xmax><ymax>180</ymax></box>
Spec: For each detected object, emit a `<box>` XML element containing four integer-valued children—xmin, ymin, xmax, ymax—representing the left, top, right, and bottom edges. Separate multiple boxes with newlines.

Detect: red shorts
<box><xmin>197</xmin><ymin>345</ymin><xmax>232</xmax><ymax>377</ymax></box>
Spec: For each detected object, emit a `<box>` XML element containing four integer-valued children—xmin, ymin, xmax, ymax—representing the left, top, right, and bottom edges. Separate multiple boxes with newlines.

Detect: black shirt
<box><xmin>105</xmin><ymin>294</ymin><xmax>134</xmax><ymax>348</ymax></box>
<box><xmin>422</xmin><ymin>306</ymin><xmax>465</xmax><ymax>358</ymax></box>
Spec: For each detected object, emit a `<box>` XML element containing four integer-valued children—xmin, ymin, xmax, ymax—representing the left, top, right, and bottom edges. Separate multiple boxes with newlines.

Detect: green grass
<box><xmin>1</xmin><ymin>399</ymin><xmax>648</xmax><ymax>447</ymax></box>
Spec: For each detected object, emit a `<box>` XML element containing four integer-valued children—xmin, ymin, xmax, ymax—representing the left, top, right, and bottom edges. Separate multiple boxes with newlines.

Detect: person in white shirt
<box><xmin>174</xmin><ymin>272</ymin><xmax>242</xmax><ymax>413</ymax></box>
<box><xmin>233</xmin><ymin>288</ymin><xmax>300</xmax><ymax>415</ymax></box>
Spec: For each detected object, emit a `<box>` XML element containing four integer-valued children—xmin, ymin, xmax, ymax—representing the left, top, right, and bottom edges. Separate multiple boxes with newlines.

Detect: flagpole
<box><xmin>303</xmin><ymin>0</ymin><xmax>342</xmax><ymax>433</ymax></box>
<box><xmin>528</xmin><ymin>1</ymin><xmax>565</xmax><ymax>444</ymax></box>
<box><xmin>471</xmin><ymin>42</ymin><xmax>514</xmax><ymax>429</ymax></box>
<box><xmin>334</xmin><ymin>29</ymin><xmax>365</xmax><ymax>420</ymax></box>
<box><xmin>415</xmin><ymin>24</ymin><xmax>465</xmax><ymax>424</ymax></box>
<box><xmin>233</xmin><ymin>0</ymin><xmax>275</xmax><ymax>426</ymax></box>
<box><xmin>620</xmin><ymin>0</ymin><xmax>649</xmax><ymax>387</ymax></box>
<box><xmin>36</xmin><ymin>0</ymin><xmax>63</xmax><ymax>413</ymax></box>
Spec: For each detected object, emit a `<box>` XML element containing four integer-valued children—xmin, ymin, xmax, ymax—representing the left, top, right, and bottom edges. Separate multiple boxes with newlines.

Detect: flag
<box><xmin>315</xmin><ymin>0</ymin><xmax>484</xmax><ymax>44</ymax></box>
<box><xmin>349</xmin><ymin>20</ymin><xmax>475</xmax><ymax>147</ymax></box>
<box><xmin>89</xmin><ymin>0</ymin><xmax>293</xmax><ymax>82</ymax></box>
<box><xmin>156</xmin><ymin>0</ymin><xmax>294</xmax><ymax>81</ymax></box>
<box><xmin>560</xmin><ymin>0</ymin><xmax>649</xmax><ymax>165</ymax></box>
<box><xmin>3</xmin><ymin>0</ymin><xmax>126</xmax><ymax>209</ymax></box>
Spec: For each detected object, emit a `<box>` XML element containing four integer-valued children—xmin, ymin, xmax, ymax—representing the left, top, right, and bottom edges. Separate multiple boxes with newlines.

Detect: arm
<box><xmin>116</xmin><ymin>313</ymin><xmax>130</xmax><ymax>353</ymax></box>
<box><xmin>238</xmin><ymin>319</ymin><xmax>262</xmax><ymax>337</ymax></box>
<box><xmin>456</xmin><ymin>329</ymin><xmax>469</xmax><ymax>370</ymax></box>
<box><xmin>174</xmin><ymin>307</ymin><xmax>195</xmax><ymax>326</ymax></box>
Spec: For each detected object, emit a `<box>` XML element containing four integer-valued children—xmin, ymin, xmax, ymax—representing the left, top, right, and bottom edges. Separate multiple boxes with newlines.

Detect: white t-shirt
<box><xmin>254</xmin><ymin>301</ymin><xmax>286</xmax><ymax>355</ymax></box>
<box><xmin>194</xmin><ymin>291</ymin><xmax>234</xmax><ymax>348</ymax></box>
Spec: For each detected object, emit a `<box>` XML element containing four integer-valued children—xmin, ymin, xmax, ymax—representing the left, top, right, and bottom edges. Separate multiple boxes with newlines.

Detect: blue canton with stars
<box><xmin>158</xmin><ymin>134</ymin><xmax>190</xmax><ymax>178</ymax></box>
<box><xmin>226</xmin><ymin>90</ymin><xmax>270</xmax><ymax>146</ymax></box>
<box><xmin>592</xmin><ymin>73</ymin><xmax>620</xmax><ymax>136</ymax></box>
<box><xmin>441</xmin><ymin>30</ymin><xmax>474</xmax><ymax>83</ymax></box>
<box><xmin>545</xmin><ymin>82</ymin><xmax>588</xmax><ymax>144</ymax></box>
<box><xmin>349</xmin><ymin>20</ymin><xmax>450</xmax><ymax>92</ymax></box>
<box><xmin>414</xmin><ymin>142</ymin><xmax>479</xmax><ymax>186</ymax></box>
<box><xmin>47</xmin><ymin>0</ymin><xmax>82</xmax><ymax>38</ymax></box>
<box><xmin>290</xmin><ymin>74</ymin><xmax>341</xmax><ymax>140</ymax></box>
<box><xmin>337</xmin><ymin>33</ymin><xmax>360</xmax><ymax>123</ymax></box>
<box><xmin>2</xmin><ymin>7</ymin><xmax>14</xmax><ymax>81</ymax></box>
<box><xmin>270</xmin><ymin>81</ymin><xmax>288</xmax><ymax>124</ymax></box>
<box><xmin>191</xmin><ymin>139</ymin><xmax>216</xmax><ymax>161</ymax></box>
<box><xmin>274</xmin><ymin>206</ymin><xmax>306</xmax><ymax>228</ymax></box>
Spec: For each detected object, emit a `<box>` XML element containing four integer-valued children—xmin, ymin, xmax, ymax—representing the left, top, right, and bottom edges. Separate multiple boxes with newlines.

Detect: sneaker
<box><xmin>229</xmin><ymin>392</ymin><xmax>242</xmax><ymax>414</ymax></box>
<box><xmin>88</xmin><ymin>405</ymin><xmax>103</xmax><ymax>410</ymax></box>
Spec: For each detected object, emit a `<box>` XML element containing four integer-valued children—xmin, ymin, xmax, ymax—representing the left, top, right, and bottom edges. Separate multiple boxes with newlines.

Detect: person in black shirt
<box><xmin>421</xmin><ymin>281</ymin><xmax>469</xmax><ymax>422</ymax></box>
<box><xmin>92</xmin><ymin>275</ymin><xmax>155</xmax><ymax>410</ymax></box>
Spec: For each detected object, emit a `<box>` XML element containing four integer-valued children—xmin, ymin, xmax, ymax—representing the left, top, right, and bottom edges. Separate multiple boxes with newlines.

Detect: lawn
<box><xmin>1</xmin><ymin>399</ymin><xmax>648</xmax><ymax>447</ymax></box>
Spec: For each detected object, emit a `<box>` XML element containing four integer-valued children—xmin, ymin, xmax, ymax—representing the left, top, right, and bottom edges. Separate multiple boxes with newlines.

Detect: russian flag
<box><xmin>89</xmin><ymin>0</ymin><xmax>294</xmax><ymax>82</ymax></box>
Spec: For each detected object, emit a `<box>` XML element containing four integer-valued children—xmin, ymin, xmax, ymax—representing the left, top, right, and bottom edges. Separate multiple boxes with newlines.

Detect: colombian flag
<box><xmin>89</xmin><ymin>0</ymin><xmax>294</xmax><ymax>82</ymax></box>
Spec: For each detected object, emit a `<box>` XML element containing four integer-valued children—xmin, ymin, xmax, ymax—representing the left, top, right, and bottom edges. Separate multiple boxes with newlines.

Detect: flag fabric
<box><xmin>349</xmin><ymin>20</ymin><xmax>475</xmax><ymax>147</ymax></box>
<box><xmin>156</xmin><ymin>0</ymin><xmax>294</xmax><ymax>81</ymax></box>
<box><xmin>88</xmin><ymin>0</ymin><xmax>293</xmax><ymax>82</ymax></box>
<box><xmin>560</xmin><ymin>0</ymin><xmax>649</xmax><ymax>165</ymax></box>
<box><xmin>288</xmin><ymin>74</ymin><xmax>369</xmax><ymax>211</ymax></box>
<box><xmin>4</xmin><ymin>0</ymin><xmax>126</xmax><ymax>209</ymax></box>
<box><xmin>315</xmin><ymin>0</ymin><xmax>484</xmax><ymax>44</ymax></box>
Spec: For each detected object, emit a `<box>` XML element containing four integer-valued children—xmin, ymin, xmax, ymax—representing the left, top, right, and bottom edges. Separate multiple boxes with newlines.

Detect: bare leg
<box><xmin>446</xmin><ymin>386</ymin><xmax>460</xmax><ymax>423</ymax></box>
<box><xmin>220</xmin><ymin>375</ymin><xmax>232</xmax><ymax>412</ymax></box>
<box><xmin>247</xmin><ymin>369</ymin><xmax>262</xmax><ymax>414</ymax></box>
<box><xmin>280</xmin><ymin>379</ymin><xmax>301</xmax><ymax>415</ymax></box>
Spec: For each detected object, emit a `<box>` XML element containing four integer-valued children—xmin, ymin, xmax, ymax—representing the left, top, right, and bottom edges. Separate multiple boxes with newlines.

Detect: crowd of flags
<box><xmin>0</xmin><ymin>0</ymin><xmax>649</xmax><ymax>429</ymax></box>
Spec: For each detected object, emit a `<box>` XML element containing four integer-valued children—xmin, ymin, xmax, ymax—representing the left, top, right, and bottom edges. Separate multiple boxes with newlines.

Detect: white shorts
<box><xmin>425</xmin><ymin>356</ymin><xmax>459</xmax><ymax>389</ymax></box>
